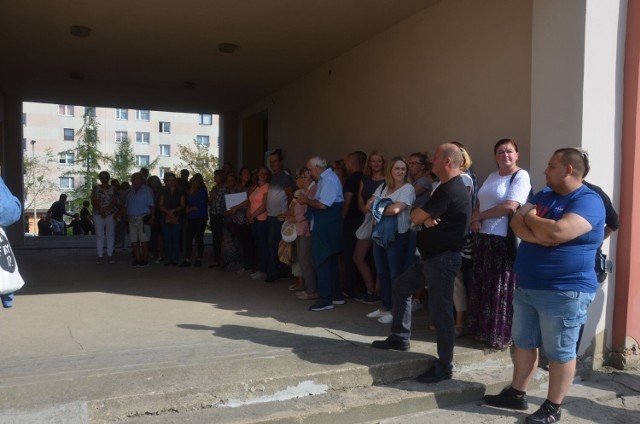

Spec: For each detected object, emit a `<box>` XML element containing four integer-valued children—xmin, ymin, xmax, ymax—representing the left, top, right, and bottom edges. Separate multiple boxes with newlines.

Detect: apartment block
<box><xmin>22</xmin><ymin>102</ymin><xmax>219</xmax><ymax>207</ymax></box>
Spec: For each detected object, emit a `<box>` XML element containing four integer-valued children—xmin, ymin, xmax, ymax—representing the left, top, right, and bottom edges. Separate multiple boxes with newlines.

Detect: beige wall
<box><xmin>240</xmin><ymin>0</ymin><xmax>533</xmax><ymax>182</ymax></box>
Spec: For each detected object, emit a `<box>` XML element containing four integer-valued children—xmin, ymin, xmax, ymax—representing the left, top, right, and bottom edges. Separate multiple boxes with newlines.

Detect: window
<box><xmin>199</xmin><ymin>113</ymin><xmax>212</xmax><ymax>125</ymax></box>
<box><xmin>115</xmin><ymin>108</ymin><xmax>128</xmax><ymax>120</ymax></box>
<box><xmin>196</xmin><ymin>135</ymin><xmax>210</xmax><ymax>146</ymax></box>
<box><xmin>59</xmin><ymin>177</ymin><xmax>75</xmax><ymax>189</ymax></box>
<box><xmin>136</xmin><ymin>132</ymin><xmax>150</xmax><ymax>144</ymax></box>
<box><xmin>58</xmin><ymin>152</ymin><xmax>75</xmax><ymax>165</ymax></box>
<box><xmin>23</xmin><ymin>138</ymin><xmax>27</xmax><ymax>151</ymax></box>
<box><xmin>159</xmin><ymin>167</ymin><xmax>170</xmax><ymax>179</ymax></box>
<box><xmin>115</xmin><ymin>131</ymin><xmax>128</xmax><ymax>143</ymax></box>
<box><xmin>84</xmin><ymin>106</ymin><xmax>96</xmax><ymax>117</ymax></box>
<box><xmin>58</xmin><ymin>105</ymin><xmax>74</xmax><ymax>116</ymax></box>
<box><xmin>136</xmin><ymin>109</ymin><xmax>150</xmax><ymax>121</ymax></box>
<box><xmin>22</xmin><ymin>113</ymin><xmax>27</xmax><ymax>126</ymax></box>
<box><xmin>136</xmin><ymin>155</ymin><xmax>150</xmax><ymax>166</ymax></box>
<box><xmin>159</xmin><ymin>121</ymin><xmax>171</xmax><ymax>133</ymax></box>
<box><xmin>64</xmin><ymin>128</ymin><xmax>74</xmax><ymax>141</ymax></box>
<box><xmin>159</xmin><ymin>144</ymin><xmax>171</xmax><ymax>156</ymax></box>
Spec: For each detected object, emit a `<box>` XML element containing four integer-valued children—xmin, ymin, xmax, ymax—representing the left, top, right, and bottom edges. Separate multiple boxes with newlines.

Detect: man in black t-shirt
<box><xmin>48</xmin><ymin>194</ymin><xmax>74</xmax><ymax>235</ymax></box>
<box><xmin>372</xmin><ymin>143</ymin><xmax>471</xmax><ymax>384</ymax></box>
<box><xmin>80</xmin><ymin>200</ymin><xmax>95</xmax><ymax>235</ymax></box>
<box><xmin>342</xmin><ymin>151</ymin><xmax>367</xmax><ymax>297</ymax></box>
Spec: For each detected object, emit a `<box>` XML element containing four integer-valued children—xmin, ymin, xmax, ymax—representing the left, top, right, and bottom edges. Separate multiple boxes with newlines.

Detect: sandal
<box><xmin>297</xmin><ymin>291</ymin><xmax>318</xmax><ymax>300</ymax></box>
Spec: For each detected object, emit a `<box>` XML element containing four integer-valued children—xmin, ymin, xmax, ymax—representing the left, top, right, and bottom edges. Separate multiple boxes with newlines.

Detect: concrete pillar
<box><xmin>530</xmin><ymin>0</ymin><xmax>628</xmax><ymax>369</ymax></box>
<box><xmin>219</xmin><ymin>112</ymin><xmax>239</xmax><ymax>169</ymax></box>
<box><xmin>613</xmin><ymin>0</ymin><xmax>640</xmax><ymax>369</ymax></box>
<box><xmin>0</xmin><ymin>95</ymin><xmax>25</xmax><ymax>246</ymax></box>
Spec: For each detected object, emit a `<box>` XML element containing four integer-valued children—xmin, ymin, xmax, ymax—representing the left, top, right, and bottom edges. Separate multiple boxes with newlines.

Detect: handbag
<box><xmin>356</xmin><ymin>212</ymin><xmax>374</xmax><ymax>240</ymax></box>
<box><xmin>164</xmin><ymin>213</ymin><xmax>179</xmax><ymax>225</ymax></box>
<box><xmin>278</xmin><ymin>239</ymin><xmax>296</xmax><ymax>265</ymax></box>
<box><xmin>0</xmin><ymin>227</ymin><xmax>26</xmax><ymax>295</ymax></box>
<box><xmin>506</xmin><ymin>170</ymin><xmax>523</xmax><ymax>261</ymax></box>
<box><xmin>595</xmin><ymin>250</ymin><xmax>613</xmax><ymax>283</ymax></box>
<box><xmin>505</xmin><ymin>220</ymin><xmax>519</xmax><ymax>261</ymax></box>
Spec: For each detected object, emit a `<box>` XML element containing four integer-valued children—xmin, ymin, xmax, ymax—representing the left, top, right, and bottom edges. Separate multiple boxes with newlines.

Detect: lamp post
<box><xmin>30</xmin><ymin>139</ymin><xmax>36</xmax><ymax>235</ymax></box>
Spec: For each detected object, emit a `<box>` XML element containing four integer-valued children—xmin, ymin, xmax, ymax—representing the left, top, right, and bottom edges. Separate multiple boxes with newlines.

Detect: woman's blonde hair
<box><xmin>385</xmin><ymin>156</ymin><xmax>409</xmax><ymax>187</ymax></box>
<box><xmin>364</xmin><ymin>150</ymin><xmax>386</xmax><ymax>178</ymax></box>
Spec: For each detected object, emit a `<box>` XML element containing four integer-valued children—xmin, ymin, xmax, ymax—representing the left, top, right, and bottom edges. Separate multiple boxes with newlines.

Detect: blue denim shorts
<box><xmin>512</xmin><ymin>287</ymin><xmax>595</xmax><ymax>363</ymax></box>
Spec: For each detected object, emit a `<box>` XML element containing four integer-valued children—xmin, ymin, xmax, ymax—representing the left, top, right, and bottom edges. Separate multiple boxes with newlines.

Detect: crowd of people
<box><xmin>34</xmin><ymin>141</ymin><xmax>616</xmax><ymax>424</ymax></box>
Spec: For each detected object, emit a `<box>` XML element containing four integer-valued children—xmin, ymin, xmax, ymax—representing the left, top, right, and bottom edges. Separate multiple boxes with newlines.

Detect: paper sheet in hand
<box><xmin>225</xmin><ymin>192</ymin><xmax>247</xmax><ymax>210</ymax></box>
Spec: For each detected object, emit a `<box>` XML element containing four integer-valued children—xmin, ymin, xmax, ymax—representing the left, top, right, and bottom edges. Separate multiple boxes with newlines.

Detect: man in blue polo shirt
<box><xmin>484</xmin><ymin>148</ymin><xmax>604</xmax><ymax>424</ymax></box>
<box><xmin>298</xmin><ymin>156</ymin><xmax>344</xmax><ymax>311</ymax></box>
<box><xmin>126</xmin><ymin>172</ymin><xmax>155</xmax><ymax>266</ymax></box>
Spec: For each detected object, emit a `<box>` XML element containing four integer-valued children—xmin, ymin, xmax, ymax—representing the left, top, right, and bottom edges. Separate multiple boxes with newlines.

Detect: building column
<box><xmin>530</xmin><ymin>0</ymin><xmax>629</xmax><ymax>368</ymax></box>
<box><xmin>219</xmin><ymin>112</ymin><xmax>238</xmax><ymax>169</ymax></box>
<box><xmin>1</xmin><ymin>95</ymin><xmax>25</xmax><ymax>246</ymax></box>
<box><xmin>613</xmin><ymin>0</ymin><xmax>640</xmax><ymax>369</ymax></box>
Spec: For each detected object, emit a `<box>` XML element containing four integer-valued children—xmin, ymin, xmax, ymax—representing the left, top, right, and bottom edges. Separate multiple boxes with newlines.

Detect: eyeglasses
<box><xmin>496</xmin><ymin>150</ymin><xmax>515</xmax><ymax>155</ymax></box>
<box><xmin>408</xmin><ymin>161</ymin><xmax>422</xmax><ymax>165</ymax></box>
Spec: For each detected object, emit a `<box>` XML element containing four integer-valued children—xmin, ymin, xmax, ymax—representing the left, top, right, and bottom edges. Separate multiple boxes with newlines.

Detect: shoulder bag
<box><xmin>0</xmin><ymin>227</ymin><xmax>26</xmax><ymax>295</ymax></box>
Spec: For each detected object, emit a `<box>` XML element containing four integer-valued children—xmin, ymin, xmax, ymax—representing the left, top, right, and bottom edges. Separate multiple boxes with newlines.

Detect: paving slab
<box><xmin>0</xmin><ymin>242</ymin><xmax>513</xmax><ymax>423</ymax></box>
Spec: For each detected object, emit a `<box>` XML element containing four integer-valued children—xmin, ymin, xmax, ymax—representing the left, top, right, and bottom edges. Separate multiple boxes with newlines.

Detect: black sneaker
<box><xmin>131</xmin><ymin>260</ymin><xmax>140</xmax><ymax>267</ymax></box>
<box><xmin>178</xmin><ymin>261</ymin><xmax>191</xmax><ymax>268</ymax></box>
<box><xmin>484</xmin><ymin>386</ymin><xmax>529</xmax><ymax>411</ymax></box>
<box><xmin>416</xmin><ymin>362</ymin><xmax>452</xmax><ymax>383</ymax></box>
<box><xmin>309</xmin><ymin>301</ymin><xmax>334</xmax><ymax>311</ymax></box>
<box><xmin>526</xmin><ymin>401</ymin><xmax>561</xmax><ymax>423</ymax></box>
<box><xmin>361</xmin><ymin>292</ymin><xmax>381</xmax><ymax>304</ymax></box>
<box><xmin>371</xmin><ymin>335</ymin><xmax>410</xmax><ymax>351</ymax></box>
<box><xmin>194</xmin><ymin>259</ymin><xmax>202</xmax><ymax>267</ymax></box>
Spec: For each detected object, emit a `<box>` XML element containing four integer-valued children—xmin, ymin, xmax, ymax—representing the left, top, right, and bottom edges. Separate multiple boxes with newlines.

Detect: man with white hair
<box><xmin>297</xmin><ymin>156</ymin><xmax>344</xmax><ymax>311</ymax></box>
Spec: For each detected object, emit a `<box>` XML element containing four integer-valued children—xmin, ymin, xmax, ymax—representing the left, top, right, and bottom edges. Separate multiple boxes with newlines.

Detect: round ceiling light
<box><xmin>218</xmin><ymin>43</ymin><xmax>238</xmax><ymax>54</ymax></box>
<box><xmin>69</xmin><ymin>25</ymin><xmax>92</xmax><ymax>38</ymax></box>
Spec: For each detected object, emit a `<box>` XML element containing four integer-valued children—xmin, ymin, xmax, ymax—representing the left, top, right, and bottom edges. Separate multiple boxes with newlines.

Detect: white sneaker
<box><xmin>377</xmin><ymin>313</ymin><xmax>393</xmax><ymax>324</ymax></box>
<box><xmin>366</xmin><ymin>309</ymin><xmax>388</xmax><ymax>319</ymax></box>
<box><xmin>251</xmin><ymin>271</ymin><xmax>266</xmax><ymax>279</ymax></box>
<box><xmin>411</xmin><ymin>298</ymin><xmax>423</xmax><ymax>313</ymax></box>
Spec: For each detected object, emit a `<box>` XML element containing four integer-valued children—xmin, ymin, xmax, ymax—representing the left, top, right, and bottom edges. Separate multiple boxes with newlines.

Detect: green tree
<box><xmin>64</xmin><ymin>107</ymin><xmax>108</xmax><ymax>209</ymax></box>
<box><xmin>106</xmin><ymin>136</ymin><xmax>160</xmax><ymax>182</ymax></box>
<box><xmin>23</xmin><ymin>147</ymin><xmax>57</xmax><ymax>211</ymax></box>
<box><xmin>176</xmin><ymin>139</ymin><xmax>219</xmax><ymax>188</ymax></box>
<box><xmin>107</xmin><ymin>136</ymin><xmax>136</xmax><ymax>182</ymax></box>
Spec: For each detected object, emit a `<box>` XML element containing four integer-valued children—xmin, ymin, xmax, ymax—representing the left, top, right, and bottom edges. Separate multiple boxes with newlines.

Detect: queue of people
<box><xmin>31</xmin><ymin>141</ymin><xmax>613</xmax><ymax>424</ymax></box>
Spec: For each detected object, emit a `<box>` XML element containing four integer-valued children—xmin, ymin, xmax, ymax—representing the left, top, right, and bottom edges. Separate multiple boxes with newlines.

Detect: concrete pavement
<box><xmin>0</xmin><ymin>237</ymin><xmax>638</xmax><ymax>423</ymax></box>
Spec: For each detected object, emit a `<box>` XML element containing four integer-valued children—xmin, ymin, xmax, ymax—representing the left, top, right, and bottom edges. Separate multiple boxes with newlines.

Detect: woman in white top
<box><xmin>468</xmin><ymin>138</ymin><xmax>531</xmax><ymax>348</ymax></box>
<box><xmin>365</xmin><ymin>156</ymin><xmax>416</xmax><ymax>324</ymax></box>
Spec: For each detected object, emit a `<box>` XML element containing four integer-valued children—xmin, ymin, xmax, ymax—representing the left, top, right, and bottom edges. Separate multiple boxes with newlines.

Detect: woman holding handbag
<box><xmin>0</xmin><ymin>176</ymin><xmax>23</xmax><ymax>307</ymax></box>
<box><xmin>159</xmin><ymin>172</ymin><xmax>186</xmax><ymax>266</ymax></box>
<box><xmin>365</xmin><ymin>156</ymin><xmax>415</xmax><ymax>324</ymax></box>
<box><xmin>468</xmin><ymin>138</ymin><xmax>531</xmax><ymax>348</ymax></box>
<box><xmin>353</xmin><ymin>151</ymin><xmax>386</xmax><ymax>304</ymax></box>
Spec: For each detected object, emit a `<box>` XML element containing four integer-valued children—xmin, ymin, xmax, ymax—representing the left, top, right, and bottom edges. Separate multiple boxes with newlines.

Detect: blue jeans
<box><xmin>391</xmin><ymin>251</ymin><xmax>461</xmax><ymax>368</ymax></box>
<box><xmin>512</xmin><ymin>287</ymin><xmax>595</xmax><ymax>363</ymax></box>
<box><xmin>316</xmin><ymin>254</ymin><xmax>342</xmax><ymax>305</ymax></box>
<box><xmin>162</xmin><ymin>220</ymin><xmax>182</xmax><ymax>264</ymax></box>
<box><xmin>372</xmin><ymin>231</ymin><xmax>411</xmax><ymax>310</ymax></box>
<box><xmin>267</xmin><ymin>216</ymin><xmax>285</xmax><ymax>278</ymax></box>
<box><xmin>252</xmin><ymin>220</ymin><xmax>269</xmax><ymax>273</ymax></box>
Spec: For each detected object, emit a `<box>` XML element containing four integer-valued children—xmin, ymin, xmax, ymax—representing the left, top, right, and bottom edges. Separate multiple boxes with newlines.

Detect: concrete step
<box><xmin>117</xmin><ymin>360</ymin><xmax>548</xmax><ymax>424</ymax></box>
<box><xmin>0</xmin><ymin>341</ymin><xmax>514</xmax><ymax>423</ymax></box>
